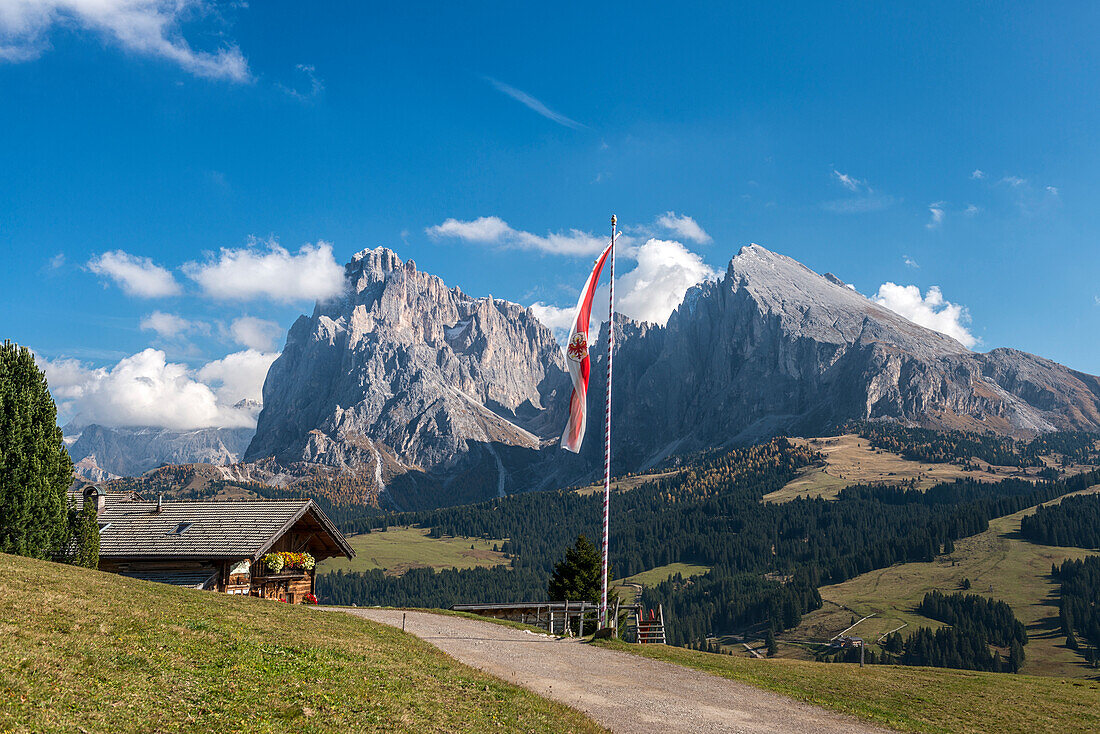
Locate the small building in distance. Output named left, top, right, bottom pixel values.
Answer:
left=78, top=486, right=354, bottom=603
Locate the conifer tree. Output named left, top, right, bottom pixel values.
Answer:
left=1008, top=641, right=1024, bottom=673
left=68, top=502, right=100, bottom=568
left=548, top=535, right=604, bottom=602
left=0, top=341, right=72, bottom=558
left=765, top=627, right=778, bottom=657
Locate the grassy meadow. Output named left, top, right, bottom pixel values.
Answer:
left=612, top=562, right=711, bottom=604
left=599, top=638, right=1100, bottom=734
left=782, top=485, right=1100, bottom=677
left=317, top=525, right=510, bottom=575
left=0, top=553, right=601, bottom=734
left=764, top=433, right=1063, bottom=503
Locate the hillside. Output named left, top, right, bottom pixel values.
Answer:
left=317, top=526, right=511, bottom=575
left=602, top=639, right=1100, bottom=734
left=171, top=244, right=1100, bottom=511
left=0, top=553, right=600, bottom=734
left=765, top=433, right=1099, bottom=502
left=781, top=485, right=1100, bottom=677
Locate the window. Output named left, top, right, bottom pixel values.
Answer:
left=172, top=522, right=193, bottom=535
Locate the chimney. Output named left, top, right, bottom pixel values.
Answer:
left=155, top=493, right=163, bottom=513
left=82, top=485, right=106, bottom=514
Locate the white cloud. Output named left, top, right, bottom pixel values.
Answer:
left=873, top=283, right=977, bottom=348
left=427, top=217, right=613, bottom=257
left=87, top=250, right=181, bottom=297
left=926, top=202, right=946, bottom=229
left=528, top=302, right=575, bottom=339
left=964, top=204, right=979, bottom=216
left=655, top=212, right=712, bottom=244
left=903, top=255, right=919, bottom=268
left=196, top=349, right=278, bottom=407
left=1046, top=185, right=1059, bottom=196
left=229, top=316, right=283, bottom=351
left=140, top=311, right=205, bottom=339
left=0, top=0, right=250, bottom=81
left=1001, top=176, right=1027, bottom=187
left=971, top=169, right=986, bottom=180
left=832, top=170, right=866, bottom=192
left=532, top=239, right=717, bottom=340
left=49, top=253, right=65, bottom=269
left=427, top=216, right=512, bottom=243
left=184, top=240, right=345, bottom=303
left=484, top=76, right=584, bottom=129
left=610, top=239, right=717, bottom=325
left=36, top=348, right=273, bottom=430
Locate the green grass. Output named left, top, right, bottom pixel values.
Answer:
left=610, top=562, right=711, bottom=604
left=317, top=525, right=510, bottom=575
left=0, top=553, right=603, bottom=734
left=573, top=470, right=681, bottom=495
left=597, top=639, right=1100, bottom=734
left=789, top=485, right=1100, bottom=677
left=763, top=434, right=1078, bottom=503
left=622, top=562, right=710, bottom=587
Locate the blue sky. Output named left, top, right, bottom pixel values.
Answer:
left=2, top=2, right=1098, bottom=429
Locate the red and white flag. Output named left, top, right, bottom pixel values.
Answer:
left=560, top=238, right=614, bottom=453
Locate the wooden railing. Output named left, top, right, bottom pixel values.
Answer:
left=451, top=600, right=667, bottom=643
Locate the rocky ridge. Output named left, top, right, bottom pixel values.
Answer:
left=113, top=244, right=1100, bottom=511
left=66, top=424, right=255, bottom=479
left=244, top=247, right=573, bottom=508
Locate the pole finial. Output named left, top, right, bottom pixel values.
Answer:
left=611, top=214, right=617, bottom=226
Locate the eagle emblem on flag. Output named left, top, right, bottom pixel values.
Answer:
left=559, top=236, right=614, bottom=454
left=566, top=333, right=588, bottom=362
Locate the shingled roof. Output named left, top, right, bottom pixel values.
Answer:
left=90, top=496, right=354, bottom=561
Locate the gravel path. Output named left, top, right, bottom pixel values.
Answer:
left=338, top=608, right=895, bottom=734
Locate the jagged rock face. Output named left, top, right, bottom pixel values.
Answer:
left=598, top=245, right=1100, bottom=467
left=244, top=243, right=1100, bottom=508
left=245, top=247, right=571, bottom=505
left=70, top=454, right=118, bottom=483
left=67, top=424, right=255, bottom=477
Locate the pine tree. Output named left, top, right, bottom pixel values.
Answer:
left=765, top=627, right=778, bottom=657
left=1066, top=630, right=1079, bottom=651
left=548, top=535, right=606, bottom=603
left=1008, top=641, right=1024, bottom=673
left=0, top=341, right=72, bottom=558
left=68, top=502, right=100, bottom=568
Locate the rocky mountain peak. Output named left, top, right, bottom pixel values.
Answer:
left=241, top=243, right=1100, bottom=509
left=246, top=248, right=571, bottom=505
left=721, top=243, right=970, bottom=359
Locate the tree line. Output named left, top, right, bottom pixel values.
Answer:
left=856, top=422, right=1100, bottom=468
left=1021, top=494, right=1100, bottom=549
left=1053, top=556, right=1100, bottom=667
left=320, top=428, right=1100, bottom=647
left=821, top=592, right=1026, bottom=673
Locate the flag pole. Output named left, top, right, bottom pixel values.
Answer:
left=600, top=214, right=616, bottom=630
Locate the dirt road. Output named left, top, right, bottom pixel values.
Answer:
left=339, top=608, right=894, bottom=734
